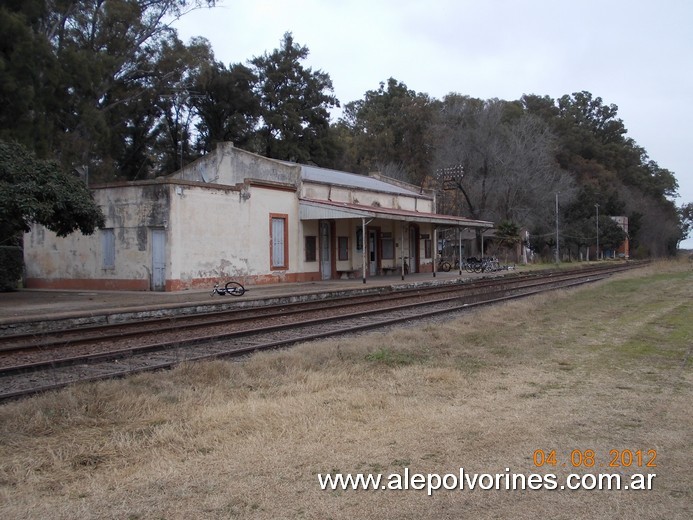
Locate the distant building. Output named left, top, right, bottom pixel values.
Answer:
left=610, top=216, right=629, bottom=258
left=24, top=143, right=493, bottom=291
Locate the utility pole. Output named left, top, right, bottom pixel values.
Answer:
left=555, top=193, right=560, bottom=264
left=595, top=203, right=600, bottom=261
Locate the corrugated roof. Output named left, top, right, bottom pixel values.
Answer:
left=299, top=164, right=421, bottom=197
left=299, top=198, right=494, bottom=229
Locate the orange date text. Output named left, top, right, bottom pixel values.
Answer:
left=532, top=449, right=657, bottom=468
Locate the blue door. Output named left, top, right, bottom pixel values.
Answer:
left=152, top=229, right=166, bottom=291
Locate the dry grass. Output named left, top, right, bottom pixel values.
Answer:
left=1, top=260, right=691, bottom=519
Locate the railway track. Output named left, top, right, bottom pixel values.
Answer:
left=0, top=262, right=639, bottom=401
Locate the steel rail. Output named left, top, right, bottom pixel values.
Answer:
left=0, top=268, right=628, bottom=402
left=0, top=262, right=635, bottom=353
left=0, top=267, right=628, bottom=366
left=0, top=271, right=608, bottom=375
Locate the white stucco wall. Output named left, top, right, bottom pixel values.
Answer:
left=173, top=142, right=300, bottom=187
left=300, top=181, right=433, bottom=213
left=24, top=182, right=171, bottom=289
left=167, top=183, right=250, bottom=284
left=24, top=224, right=100, bottom=281
left=174, top=181, right=305, bottom=285
left=23, top=145, right=455, bottom=291
left=24, top=179, right=307, bottom=290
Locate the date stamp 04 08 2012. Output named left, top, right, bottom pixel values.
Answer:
left=532, top=449, right=657, bottom=469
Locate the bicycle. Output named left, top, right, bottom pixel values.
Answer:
left=478, top=257, right=501, bottom=273
left=211, top=281, right=246, bottom=296
left=438, top=258, right=452, bottom=272
left=464, top=257, right=481, bottom=273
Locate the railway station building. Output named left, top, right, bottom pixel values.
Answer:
left=23, top=143, right=493, bottom=291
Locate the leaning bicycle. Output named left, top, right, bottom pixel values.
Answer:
left=438, top=258, right=452, bottom=272
left=211, top=281, right=246, bottom=296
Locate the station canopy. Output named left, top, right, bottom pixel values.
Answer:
left=299, top=198, right=493, bottom=230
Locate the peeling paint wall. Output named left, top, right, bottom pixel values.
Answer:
left=24, top=183, right=172, bottom=290
left=23, top=145, right=441, bottom=291
left=24, top=180, right=309, bottom=290
left=167, top=183, right=301, bottom=288
left=325, top=218, right=435, bottom=275
left=301, top=181, right=433, bottom=213
left=173, top=142, right=300, bottom=187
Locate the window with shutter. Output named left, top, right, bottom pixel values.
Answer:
left=270, top=214, right=288, bottom=270
left=102, top=229, right=115, bottom=269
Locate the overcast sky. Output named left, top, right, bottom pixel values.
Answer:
left=174, top=0, right=693, bottom=247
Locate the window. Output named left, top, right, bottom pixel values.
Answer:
left=424, top=239, right=432, bottom=259
left=270, top=214, right=288, bottom=269
left=305, top=236, right=317, bottom=262
left=338, top=237, right=349, bottom=260
left=101, top=229, right=115, bottom=269
left=381, top=232, right=394, bottom=259
left=356, top=228, right=363, bottom=251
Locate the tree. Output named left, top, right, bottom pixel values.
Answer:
left=433, top=96, right=574, bottom=228
left=523, top=91, right=681, bottom=257
left=563, top=217, right=593, bottom=260
left=493, top=220, right=521, bottom=262
left=679, top=202, right=693, bottom=248
left=148, top=36, right=217, bottom=176
left=498, top=114, right=576, bottom=228
left=0, top=0, right=61, bottom=156
left=249, top=32, right=339, bottom=165
left=0, top=1, right=216, bottom=179
left=433, top=96, right=506, bottom=222
left=337, top=78, right=436, bottom=183
left=598, top=216, right=627, bottom=253
left=192, top=60, right=260, bottom=154
left=0, top=140, right=104, bottom=244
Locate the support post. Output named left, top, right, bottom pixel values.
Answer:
left=555, top=193, right=560, bottom=264
left=361, top=218, right=367, bottom=283
left=595, top=203, right=600, bottom=261
left=458, top=227, right=463, bottom=275
left=400, top=222, right=405, bottom=280
left=433, top=227, right=437, bottom=278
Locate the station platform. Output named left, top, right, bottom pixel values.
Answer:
left=0, top=270, right=503, bottom=329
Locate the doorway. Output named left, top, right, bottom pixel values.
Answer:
left=368, top=230, right=378, bottom=276
left=151, top=229, right=166, bottom=291
left=319, top=221, right=332, bottom=280
left=408, top=225, right=419, bottom=273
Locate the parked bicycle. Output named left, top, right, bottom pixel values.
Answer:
left=438, top=258, right=452, bottom=272
left=211, top=281, right=246, bottom=297
left=462, top=257, right=502, bottom=273
left=438, top=258, right=464, bottom=272
left=463, top=257, right=480, bottom=273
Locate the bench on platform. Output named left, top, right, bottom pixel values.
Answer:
left=338, top=269, right=360, bottom=279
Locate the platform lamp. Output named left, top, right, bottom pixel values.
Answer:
left=435, top=165, right=465, bottom=266
left=435, top=164, right=465, bottom=191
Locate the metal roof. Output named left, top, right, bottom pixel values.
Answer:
left=299, top=198, right=493, bottom=229
left=299, top=164, right=422, bottom=197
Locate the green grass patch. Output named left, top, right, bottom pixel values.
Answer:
left=616, top=300, right=693, bottom=363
